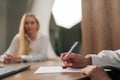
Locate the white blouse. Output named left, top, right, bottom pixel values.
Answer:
left=5, top=32, right=48, bottom=62
left=90, top=49, right=120, bottom=68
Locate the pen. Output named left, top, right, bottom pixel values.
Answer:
left=64, top=41, right=78, bottom=58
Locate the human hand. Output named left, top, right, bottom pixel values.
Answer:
left=81, top=65, right=111, bottom=80
left=60, top=52, right=91, bottom=69
left=1, top=53, right=21, bottom=64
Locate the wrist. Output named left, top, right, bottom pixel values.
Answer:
left=85, top=55, right=92, bottom=65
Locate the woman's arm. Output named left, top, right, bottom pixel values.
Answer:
left=0, top=34, right=21, bottom=64
left=5, top=34, right=20, bottom=54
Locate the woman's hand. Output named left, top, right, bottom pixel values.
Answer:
left=1, top=53, right=21, bottom=64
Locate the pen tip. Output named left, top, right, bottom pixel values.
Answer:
left=75, top=41, right=78, bottom=44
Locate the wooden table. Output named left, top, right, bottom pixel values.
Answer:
left=2, top=59, right=87, bottom=80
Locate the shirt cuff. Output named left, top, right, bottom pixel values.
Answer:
left=90, top=54, right=101, bottom=65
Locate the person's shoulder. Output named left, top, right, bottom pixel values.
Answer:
left=14, top=34, right=19, bottom=38
left=12, top=34, right=19, bottom=40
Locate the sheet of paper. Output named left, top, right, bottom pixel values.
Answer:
left=35, top=66, right=81, bottom=73
left=35, top=66, right=111, bottom=74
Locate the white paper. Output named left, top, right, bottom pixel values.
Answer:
left=35, top=66, right=111, bottom=74
left=35, top=66, right=81, bottom=73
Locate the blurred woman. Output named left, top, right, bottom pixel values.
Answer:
left=0, top=13, right=48, bottom=64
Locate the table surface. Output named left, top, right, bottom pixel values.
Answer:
left=2, top=59, right=86, bottom=80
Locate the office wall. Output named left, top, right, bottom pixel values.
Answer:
left=7, top=0, right=32, bottom=49
left=0, top=0, right=7, bottom=54
left=0, top=0, right=32, bottom=54
left=31, top=0, right=55, bottom=35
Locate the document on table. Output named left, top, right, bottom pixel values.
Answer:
left=35, top=66, right=111, bottom=74
left=35, top=66, right=81, bottom=73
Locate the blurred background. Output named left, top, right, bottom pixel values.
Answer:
left=0, top=0, right=82, bottom=58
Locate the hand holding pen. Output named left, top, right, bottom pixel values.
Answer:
left=60, top=41, right=91, bottom=69
left=61, top=41, right=79, bottom=69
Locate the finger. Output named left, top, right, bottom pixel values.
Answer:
left=63, top=53, right=75, bottom=60
left=60, top=53, right=67, bottom=59
left=5, top=54, right=15, bottom=63
left=63, top=61, right=72, bottom=67
left=80, top=66, right=92, bottom=75
left=62, top=65, right=68, bottom=69
left=4, top=58, right=11, bottom=64
left=1, top=54, right=11, bottom=64
left=62, top=62, right=72, bottom=69
left=6, top=54, right=14, bottom=61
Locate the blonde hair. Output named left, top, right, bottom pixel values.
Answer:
left=18, top=13, right=39, bottom=55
